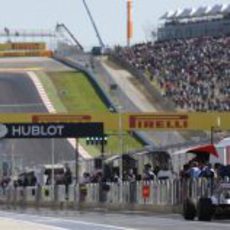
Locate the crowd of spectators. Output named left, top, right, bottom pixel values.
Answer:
left=1, top=161, right=229, bottom=190
left=79, top=159, right=230, bottom=185
left=80, top=163, right=176, bottom=184
left=0, top=165, right=73, bottom=189
left=180, top=161, right=230, bottom=180
left=115, top=36, right=230, bottom=111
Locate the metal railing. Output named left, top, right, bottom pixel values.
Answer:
left=0, top=178, right=225, bottom=210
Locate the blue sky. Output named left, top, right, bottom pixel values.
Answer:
left=0, top=0, right=229, bottom=48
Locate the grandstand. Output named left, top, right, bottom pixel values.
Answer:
left=158, top=4, right=230, bottom=41
left=114, top=4, right=230, bottom=112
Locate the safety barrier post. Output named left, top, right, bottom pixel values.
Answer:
left=68, top=185, right=75, bottom=202
left=129, top=181, right=137, bottom=204
left=25, top=187, right=37, bottom=204
left=57, top=185, right=66, bottom=203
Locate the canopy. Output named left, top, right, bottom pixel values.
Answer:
left=217, top=137, right=230, bottom=147
left=186, top=144, right=219, bottom=158
left=160, top=3, right=230, bottom=20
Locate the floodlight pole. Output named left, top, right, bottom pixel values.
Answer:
left=101, top=135, right=105, bottom=159
left=11, top=140, right=15, bottom=178
left=75, top=138, right=81, bottom=208
left=118, top=108, right=124, bottom=203
left=210, top=126, right=214, bottom=145
left=51, top=138, right=55, bottom=186
left=211, top=117, right=221, bottom=145
left=51, top=138, right=55, bottom=200
left=75, top=138, right=79, bottom=184
left=101, top=134, right=105, bottom=175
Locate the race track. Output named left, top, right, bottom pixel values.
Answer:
left=0, top=58, right=75, bottom=169
left=0, top=209, right=229, bottom=230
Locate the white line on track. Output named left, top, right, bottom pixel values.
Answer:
left=0, top=216, right=68, bottom=230
left=28, top=71, right=56, bottom=113
left=0, top=211, right=139, bottom=230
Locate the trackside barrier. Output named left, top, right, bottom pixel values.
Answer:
left=106, top=183, right=120, bottom=204
left=41, top=186, right=53, bottom=202
left=0, top=178, right=228, bottom=210
left=57, top=185, right=66, bottom=202
left=0, top=187, right=7, bottom=202
left=6, top=186, right=16, bottom=204
left=25, top=187, right=37, bottom=202
left=15, top=187, right=25, bottom=203
left=85, top=183, right=99, bottom=203
left=67, top=185, right=75, bottom=202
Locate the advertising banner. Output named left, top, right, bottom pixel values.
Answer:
left=0, top=113, right=229, bottom=131
left=0, top=50, right=53, bottom=57
left=0, top=122, right=103, bottom=139
left=10, top=42, right=46, bottom=50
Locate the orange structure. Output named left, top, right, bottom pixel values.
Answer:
left=127, top=0, right=133, bottom=46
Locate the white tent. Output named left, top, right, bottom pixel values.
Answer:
left=177, top=8, right=193, bottom=18
left=222, top=4, right=230, bottom=14
left=207, top=4, right=223, bottom=16
left=216, top=137, right=230, bottom=148
left=210, top=137, right=230, bottom=165
left=191, top=6, right=208, bottom=17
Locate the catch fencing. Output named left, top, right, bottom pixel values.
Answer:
left=0, top=178, right=222, bottom=211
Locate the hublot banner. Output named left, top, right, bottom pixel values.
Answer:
left=0, top=123, right=103, bottom=139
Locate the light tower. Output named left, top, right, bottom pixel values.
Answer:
left=127, top=0, right=133, bottom=47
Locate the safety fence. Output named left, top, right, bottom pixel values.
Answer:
left=0, top=178, right=220, bottom=210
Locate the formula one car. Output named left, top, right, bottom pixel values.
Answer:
left=183, top=182, right=230, bottom=221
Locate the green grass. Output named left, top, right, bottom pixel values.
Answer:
left=36, top=72, right=67, bottom=112
left=48, top=71, right=108, bottom=113
left=41, top=71, right=143, bottom=156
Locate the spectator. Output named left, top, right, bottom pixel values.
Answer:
left=199, top=163, right=215, bottom=178
left=180, top=164, right=190, bottom=179
left=189, top=161, right=201, bottom=178
left=81, top=172, right=91, bottom=184
left=125, top=168, right=136, bottom=182
left=143, top=163, right=156, bottom=180
left=64, top=165, right=72, bottom=185
left=115, top=36, right=230, bottom=112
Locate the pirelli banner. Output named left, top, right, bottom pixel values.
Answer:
left=0, top=113, right=229, bottom=131
left=127, top=113, right=230, bottom=131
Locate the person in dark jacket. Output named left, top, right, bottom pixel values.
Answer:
left=64, top=165, right=72, bottom=198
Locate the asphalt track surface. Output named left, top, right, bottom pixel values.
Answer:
left=0, top=209, right=229, bottom=230
left=0, top=57, right=73, bottom=72
left=0, top=62, right=75, bottom=168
